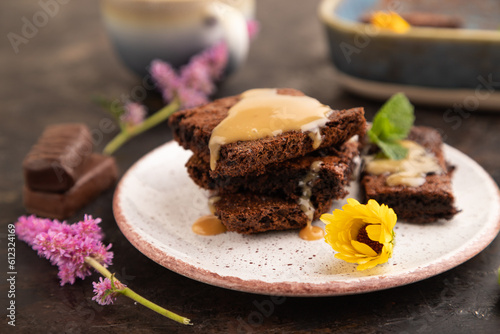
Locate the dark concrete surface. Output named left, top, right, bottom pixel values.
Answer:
left=1, top=1, right=500, bottom=333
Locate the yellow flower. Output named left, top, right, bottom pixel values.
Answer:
left=370, top=11, right=410, bottom=34
left=320, top=198, right=397, bottom=271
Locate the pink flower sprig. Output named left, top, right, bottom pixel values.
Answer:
left=120, top=102, right=147, bottom=128
left=15, top=215, right=192, bottom=325
left=101, top=41, right=229, bottom=156
left=150, top=41, right=228, bottom=109
left=16, top=215, right=112, bottom=285
left=92, top=275, right=126, bottom=305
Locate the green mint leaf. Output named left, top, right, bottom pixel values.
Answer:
left=376, top=140, right=409, bottom=160
left=368, top=93, right=415, bottom=160
left=371, top=92, right=414, bottom=141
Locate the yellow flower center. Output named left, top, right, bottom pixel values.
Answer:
left=357, top=225, right=383, bottom=254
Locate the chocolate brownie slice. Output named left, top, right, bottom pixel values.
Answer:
left=213, top=192, right=334, bottom=234
left=186, top=140, right=359, bottom=201
left=361, top=126, right=458, bottom=223
left=169, top=88, right=366, bottom=178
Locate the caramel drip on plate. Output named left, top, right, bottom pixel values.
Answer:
left=298, top=160, right=325, bottom=241
left=299, top=224, right=325, bottom=241
left=365, top=140, right=443, bottom=187
left=192, top=215, right=227, bottom=236
left=208, top=88, right=332, bottom=170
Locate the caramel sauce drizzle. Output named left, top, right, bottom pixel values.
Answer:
left=208, top=88, right=332, bottom=170
left=192, top=196, right=226, bottom=236
left=299, top=224, right=325, bottom=241
left=192, top=215, right=227, bottom=236
left=365, top=140, right=443, bottom=187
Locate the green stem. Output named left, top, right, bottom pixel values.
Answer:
left=85, top=257, right=112, bottom=279
left=121, top=287, right=192, bottom=325
left=103, top=98, right=181, bottom=155
left=103, top=131, right=130, bottom=156
left=84, top=257, right=192, bottom=325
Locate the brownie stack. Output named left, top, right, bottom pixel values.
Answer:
left=169, top=89, right=367, bottom=234
left=23, top=123, right=118, bottom=220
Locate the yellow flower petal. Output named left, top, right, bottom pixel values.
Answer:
left=365, top=224, right=381, bottom=242
left=357, top=259, right=379, bottom=271
left=321, top=198, right=398, bottom=271
left=335, top=253, right=359, bottom=264
left=351, top=240, right=378, bottom=257
left=370, top=11, right=411, bottom=34
left=346, top=198, right=361, bottom=206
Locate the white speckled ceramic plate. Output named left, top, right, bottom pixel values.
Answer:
left=113, top=141, right=500, bottom=296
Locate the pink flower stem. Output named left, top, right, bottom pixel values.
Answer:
left=120, top=286, right=192, bottom=325
left=84, top=257, right=192, bottom=325
left=85, top=256, right=113, bottom=279
left=103, top=98, right=181, bottom=155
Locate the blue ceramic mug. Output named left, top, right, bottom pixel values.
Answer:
left=100, top=0, right=253, bottom=76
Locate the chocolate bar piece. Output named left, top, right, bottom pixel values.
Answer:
left=23, top=123, right=93, bottom=192
left=23, top=154, right=118, bottom=220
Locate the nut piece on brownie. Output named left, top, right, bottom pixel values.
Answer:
left=361, top=126, right=459, bottom=223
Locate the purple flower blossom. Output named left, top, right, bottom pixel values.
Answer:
left=179, top=60, right=215, bottom=96
left=15, top=215, right=113, bottom=286
left=16, top=215, right=104, bottom=245
left=191, top=42, right=228, bottom=81
left=150, top=41, right=228, bottom=109
left=176, top=86, right=210, bottom=109
left=150, top=60, right=180, bottom=102
left=16, top=215, right=61, bottom=243
left=92, top=277, right=126, bottom=305
left=121, top=102, right=147, bottom=127
left=15, top=215, right=192, bottom=324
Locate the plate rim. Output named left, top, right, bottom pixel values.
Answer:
left=331, top=66, right=500, bottom=112
left=113, top=141, right=500, bottom=296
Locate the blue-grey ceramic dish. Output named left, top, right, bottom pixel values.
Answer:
left=319, top=0, right=500, bottom=110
